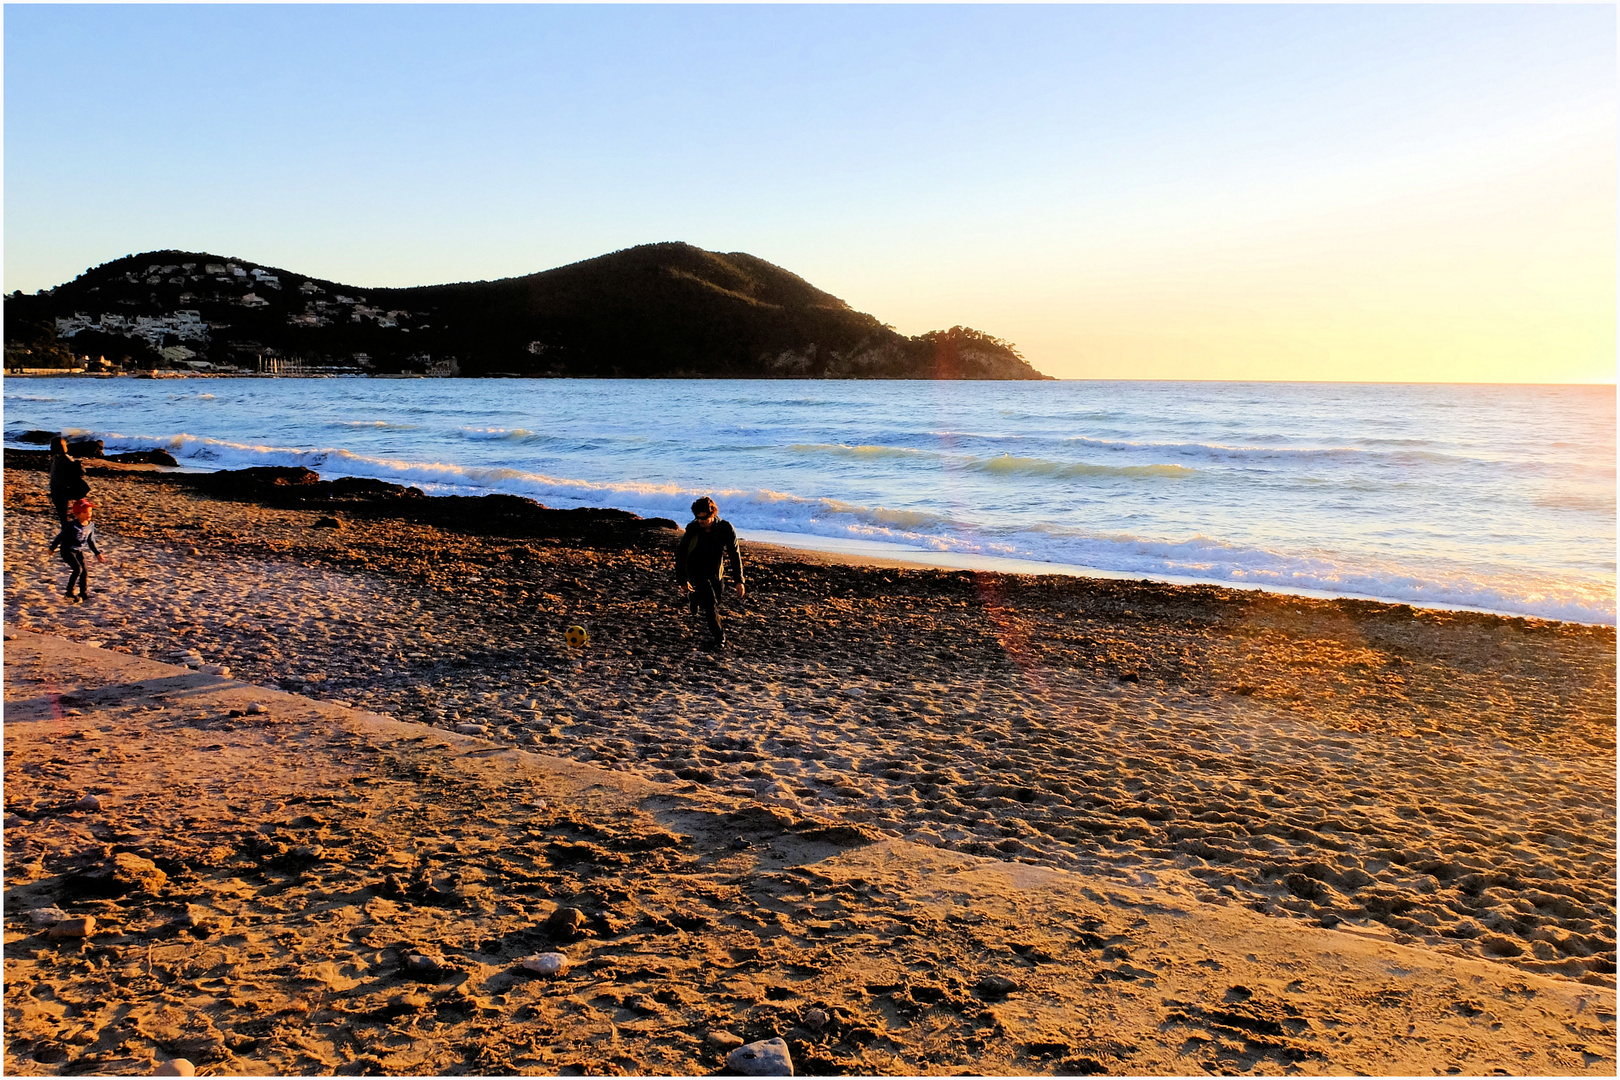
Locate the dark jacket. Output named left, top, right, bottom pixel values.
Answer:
left=50, top=520, right=101, bottom=558
left=675, top=518, right=744, bottom=586
left=48, top=454, right=88, bottom=502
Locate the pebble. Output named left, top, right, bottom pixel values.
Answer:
left=726, top=1036, right=794, bottom=1077
left=402, top=953, right=444, bottom=976
left=546, top=906, right=589, bottom=939
left=706, top=1030, right=745, bottom=1050
left=977, top=974, right=1019, bottom=997
left=455, top=723, right=487, bottom=736
left=803, top=1006, right=829, bottom=1031
left=154, top=1059, right=195, bottom=1076
left=73, top=794, right=102, bottom=812
left=46, top=916, right=96, bottom=940
left=245, top=702, right=268, bottom=715
left=29, top=907, right=68, bottom=927
left=519, top=952, right=571, bottom=977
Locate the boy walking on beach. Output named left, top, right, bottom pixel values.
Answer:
left=675, top=496, right=745, bottom=648
left=49, top=498, right=104, bottom=602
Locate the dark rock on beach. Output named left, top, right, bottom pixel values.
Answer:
left=107, top=449, right=179, bottom=467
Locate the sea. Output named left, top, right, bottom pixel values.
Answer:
left=5, top=378, right=1614, bottom=626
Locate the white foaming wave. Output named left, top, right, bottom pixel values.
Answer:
left=461, top=426, right=540, bottom=442
left=61, top=431, right=1612, bottom=625
left=333, top=420, right=417, bottom=430
left=6, top=395, right=61, bottom=402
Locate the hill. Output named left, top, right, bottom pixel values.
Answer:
left=3, top=243, right=1052, bottom=379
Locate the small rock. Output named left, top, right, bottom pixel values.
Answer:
left=74, top=794, right=102, bottom=812
left=726, top=1036, right=794, bottom=1076
left=803, top=1006, right=829, bottom=1031
left=977, top=974, right=1019, bottom=997
left=313, top=516, right=344, bottom=529
left=199, top=664, right=230, bottom=677
left=626, top=994, right=661, bottom=1015
left=68, top=852, right=167, bottom=898
left=454, top=723, right=487, bottom=736
left=706, top=1029, right=745, bottom=1050
left=546, top=906, right=589, bottom=939
left=29, top=907, right=68, bottom=926
left=245, top=702, right=268, bottom=715
left=4, top=814, right=25, bottom=829
left=154, top=1059, right=195, bottom=1076
left=519, top=952, right=571, bottom=977
left=402, top=953, right=445, bottom=977
left=46, top=916, right=95, bottom=940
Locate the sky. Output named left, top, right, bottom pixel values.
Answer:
left=4, top=4, right=1614, bottom=383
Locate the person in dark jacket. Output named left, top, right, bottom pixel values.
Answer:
left=47, top=436, right=90, bottom=529
left=674, top=496, right=745, bottom=647
left=49, top=498, right=104, bottom=602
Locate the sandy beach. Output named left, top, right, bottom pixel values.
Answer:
left=4, top=455, right=1616, bottom=1075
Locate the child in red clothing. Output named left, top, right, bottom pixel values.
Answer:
left=48, top=498, right=104, bottom=602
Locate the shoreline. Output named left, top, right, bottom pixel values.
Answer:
left=5, top=455, right=1614, bottom=988
left=6, top=447, right=1607, bottom=628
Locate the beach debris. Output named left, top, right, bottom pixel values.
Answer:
left=706, top=1029, right=745, bottom=1050
left=245, top=702, right=268, bottom=715
left=545, top=906, right=590, bottom=940
left=454, top=722, right=487, bottom=736
left=66, top=852, right=167, bottom=898
left=519, top=951, right=571, bottom=977
left=29, top=907, right=68, bottom=927
left=976, top=974, right=1019, bottom=998
left=726, top=1036, right=794, bottom=1076
left=564, top=624, right=589, bottom=647
left=155, top=905, right=227, bottom=939
left=154, top=1059, right=195, bottom=1076
left=73, top=793, right=102, bottom=812
left=46, top=916, right=96, bottom=940
left=402, top=952, right=447, bottom=979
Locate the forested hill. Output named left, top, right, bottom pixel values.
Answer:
left=5, top=242, right=1053, bottom=379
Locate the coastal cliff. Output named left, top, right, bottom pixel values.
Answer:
left=4, top=243, right=1052, bottom=380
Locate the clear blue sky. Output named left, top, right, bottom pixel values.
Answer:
left=5, top=4, right=1614, bottom=381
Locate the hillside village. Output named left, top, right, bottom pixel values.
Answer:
left=25, top=257, right=444, bottom=375
left=5, top=244, right=1051, bottom=380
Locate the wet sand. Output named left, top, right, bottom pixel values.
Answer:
left=4, top=459, right=1616, bottom=1075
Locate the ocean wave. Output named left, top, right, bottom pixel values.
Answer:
left=972, top=454, right=1193, bottom=480
left=5, top=395, right=61, bottom=403
left=333, top=420, right=417, bottom=430
left=789, top=443, right=936, bottom=461
left=789, top=443, right=1194, bottom=481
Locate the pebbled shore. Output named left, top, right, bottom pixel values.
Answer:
left=6, top=630, right=1616, bottom=1077
left=5, top=460, right=1615, bottom=1002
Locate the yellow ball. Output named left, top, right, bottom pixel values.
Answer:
left=564, top=624, right=589, bottom=648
